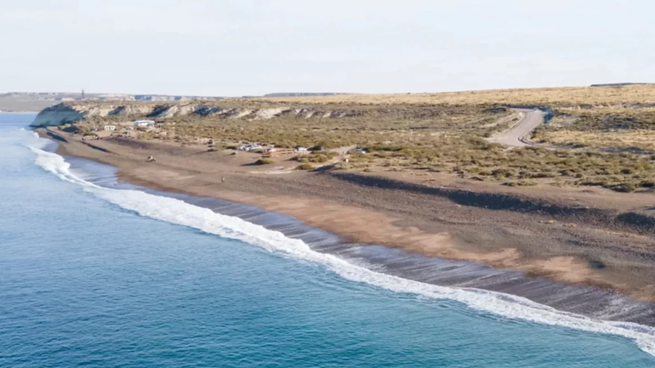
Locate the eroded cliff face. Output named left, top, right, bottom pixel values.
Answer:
left=29, top=101, right=363, bottom=127
left=30, top=103, right=156, bottom=127
left=30, top=104, right=86, bottom=127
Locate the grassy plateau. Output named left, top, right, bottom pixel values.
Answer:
left=66, top=84, right=655, bottom=192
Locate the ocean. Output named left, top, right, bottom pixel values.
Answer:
left=1, top=112, right=655, bottom=367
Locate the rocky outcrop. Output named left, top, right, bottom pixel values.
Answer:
left=109, top=105, right=153, bottom=116
left=147, top=103, right=200, bottom=118
left=30, top=104, right=86, bottom=127
left=253, top=107, right=290, bottom=120
left=194, top=105, right=223, bottom=116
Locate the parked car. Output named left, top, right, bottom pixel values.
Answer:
left=355, top=148, right=367, bottom=154
left=237, top=144, right=262, bottom=151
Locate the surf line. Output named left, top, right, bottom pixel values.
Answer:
left=29, top=144, right=655, bottom=358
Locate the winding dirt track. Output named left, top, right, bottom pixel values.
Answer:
left=488, top=109, right=546, bottom=147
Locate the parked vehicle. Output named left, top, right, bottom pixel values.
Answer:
left=236, top=144, right=262, bottom=151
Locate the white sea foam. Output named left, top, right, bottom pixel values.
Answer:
left=30, top=146, right=655, bottom=357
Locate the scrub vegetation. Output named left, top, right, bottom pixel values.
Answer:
left=71, top=84, right=655, bottom=192
left=534, top=107, right=655, bottom=152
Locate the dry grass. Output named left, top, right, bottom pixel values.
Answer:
left=145, top=103, right=655, bottom=192
left=257, top=85, right=655, bottom=107
left=63, top=84, right=655, bottom=109
left=166, top=104, right=509, bottom=149
left=539, top=130, right=655, bottom=152
left=535, top=107, right=655, bottom=152
left=344, top=139, right=655, bottom=192
left=547, top=107, right=655, bottom=130
left=67, top=85, right=655, bottom=192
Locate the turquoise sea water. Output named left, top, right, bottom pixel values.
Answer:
left=1, top=113, right=655, bottom=367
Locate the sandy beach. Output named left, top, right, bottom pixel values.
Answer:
left=42, top=129, right=655, bottom=310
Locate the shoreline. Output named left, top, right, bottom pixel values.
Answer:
left=60, top=149, right=655, bottom=327
left=40, top=128, right=655, bottom=325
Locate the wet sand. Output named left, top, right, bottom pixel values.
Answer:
left=41, top=129, right=655, bottom=324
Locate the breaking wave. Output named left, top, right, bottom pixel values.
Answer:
left=30, top=145, right=655, bottom=357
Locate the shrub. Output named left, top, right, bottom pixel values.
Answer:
left=333, top=162, right=349, bottom=170
left=503, top=180, right=536, bottom=187
left=492, top=168, right=515, bottom=179
left=530, top=172, right=557, bottom=179
left=367, top=145, right=405, bottom=152
left=255, top=158, right=275, bottom=165
left=516, top=180, right=538, bottom=186
left=611, top=182, right=638, bottom=192
left=350, top=153, right=371, bottom=160
left=296, top=163, right=316, bottom=170
left=307, top=154, right=329, bottom=163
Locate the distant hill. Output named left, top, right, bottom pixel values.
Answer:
left=590, top=83, right=651, bottom=88
left=0, top=92, right=223, bottom=112
left=263, top=92, right=349, bottom=97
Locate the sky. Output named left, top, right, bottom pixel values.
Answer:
left=1, top=0, right=654, bottom=96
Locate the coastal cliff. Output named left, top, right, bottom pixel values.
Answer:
left=30, top=102, right=173, bottom=127
left=30, top=104, right=86, bottom=127
left=29, top=101, right=364, bottom=127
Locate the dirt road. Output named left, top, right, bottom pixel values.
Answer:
left=488, top=109, right=546, bottom=147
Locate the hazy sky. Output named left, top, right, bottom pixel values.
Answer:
left=1, top=0, right=653, bottom=96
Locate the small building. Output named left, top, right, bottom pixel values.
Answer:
left=104, top=125, right=116, bottom=131
left=133, top=120, right=155, bottom=128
